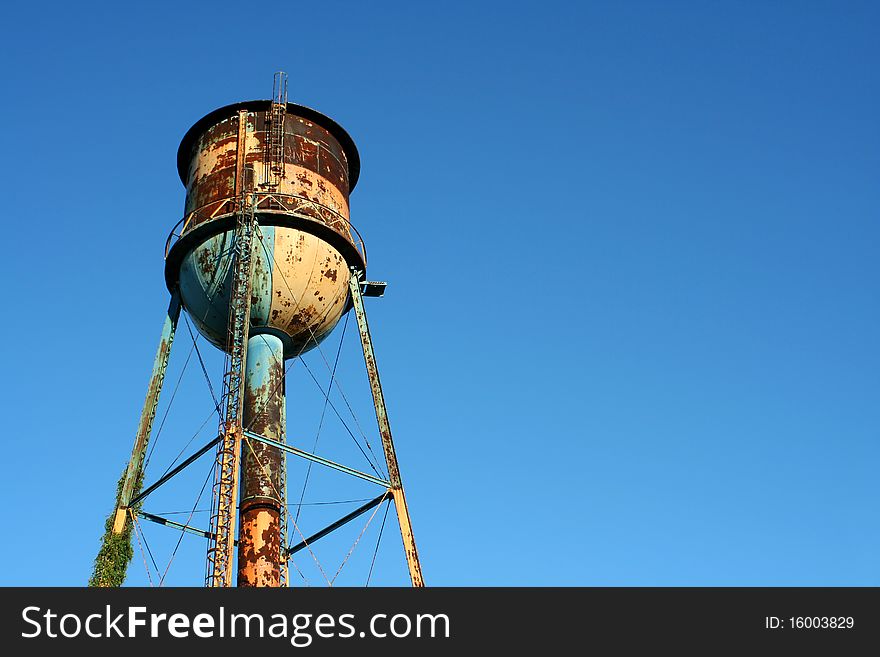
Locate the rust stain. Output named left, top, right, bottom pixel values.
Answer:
left=237, top=336, right=285, bottom=587
left=237, top=508, right=281, bottom=587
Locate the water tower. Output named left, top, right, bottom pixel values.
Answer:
left=91, top=74, right=423, bottom=588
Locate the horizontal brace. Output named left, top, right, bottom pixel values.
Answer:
left=285, top=491, right=389, bottom=559
left=137, top=511, right=238, bottom=548
left=243, top=431, right=390, bottom=488
left=129, top=435, right=222, bottom=507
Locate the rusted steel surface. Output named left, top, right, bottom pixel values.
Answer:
left=171, top=101, right=359, bottom=359
left=177, top=223, right=350, bottom=358
left=177, top=101, right=359, bottom=191
left=180, top=104, right=355, bottom=235
left=347, top=273, right=425, bottom=587
left=113, top=290, right=181, bottom=534
left=237, top=334, right=285, bottom=587
left=167, top=192, right=365, bottom=272
left=234, top=110, right=248, bottom=197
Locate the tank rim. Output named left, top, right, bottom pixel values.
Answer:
left=176, top=100, right=361, bottom=191
left=164, top=213, right=366, bottom=293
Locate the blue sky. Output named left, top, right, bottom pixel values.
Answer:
left=1, top=1, right=877, bottom=586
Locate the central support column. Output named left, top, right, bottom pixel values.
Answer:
left=237, top=333, right=285, bottom=587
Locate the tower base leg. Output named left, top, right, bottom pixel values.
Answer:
left=348, top=272, right=425, bottom=587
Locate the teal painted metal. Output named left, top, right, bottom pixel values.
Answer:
left=138, top=511, right=238, bottom=547
left=240, top=335, right=286, bottom=510
left=113, top=289, right=182, bottom=532
left=238, top=332, right=286, bottom=587
left=250, top=226, right=275, bottom=327
left=348, top=269, right=425, bottom=586
left=176, top=215, right=351, bottom=359
left=244, top=430, right=390, bottom=488
left=347, top=272, right=402, bottom=487
left=178, top=225, right=276, bottom=351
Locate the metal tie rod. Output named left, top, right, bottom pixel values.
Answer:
left=243, top=430, right=390, bottom=488
left=138, top=511, right=238, bottom=548
left=285, top=491, right=389, bottom=558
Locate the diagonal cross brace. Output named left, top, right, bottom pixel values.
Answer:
left=128, top=436, right=222, bottom=508
left=243, top=430, right=390, bottom=488
left=285, top=492, right=389, bottom=558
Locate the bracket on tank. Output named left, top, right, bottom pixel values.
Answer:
left=361, top=281, right=387, bottom=297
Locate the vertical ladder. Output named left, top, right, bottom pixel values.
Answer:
left=205, top=193, right=257, bottom=587
left=263, top=71, right=288, bottom=189
left=279, top=430, right=290, bottom=587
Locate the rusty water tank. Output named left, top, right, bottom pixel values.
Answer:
left=164, top=101, right=364, bottom=357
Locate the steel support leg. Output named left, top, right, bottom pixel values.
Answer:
left=112, top=290, right=182, bottom=534
left=237, top=333, right=286, bottom=587
left=206, top=192, right=256, bottom=587
left=348, top=271, right=425, bottom=587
